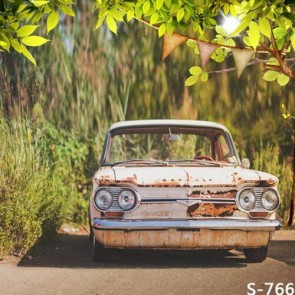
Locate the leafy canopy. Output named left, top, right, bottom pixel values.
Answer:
left=1, top=0, right=294, bottom=86
left=0, top=0, right=75, bottom=65
left=95, top=0, right=295, bottom=86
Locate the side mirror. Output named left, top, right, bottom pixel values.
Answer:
left=241, top=158, right=250, bottom=169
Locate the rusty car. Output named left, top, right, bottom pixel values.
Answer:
left=89, top=120, right=281, bottom=262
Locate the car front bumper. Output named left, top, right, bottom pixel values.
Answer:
left=92, top=218, right=281, bottom=232
left=92, top=218, right=281, bottom=250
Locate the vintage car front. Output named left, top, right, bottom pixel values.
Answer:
left=89, top=120, right=281, bottom=262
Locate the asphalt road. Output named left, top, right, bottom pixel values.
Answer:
left=0, top=230, right=294, bottom=295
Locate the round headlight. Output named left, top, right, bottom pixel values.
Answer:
left=94, top=190, right=112, bottom=210
left=261, top=190, right=279, bottom=211
left=238, top=189, right=256, bottom=211
left=118, top=190, right=136, bottom=210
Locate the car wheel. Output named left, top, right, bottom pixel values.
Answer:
left=92, top=235, right=113, bottom=262
left=244, top=245, right=268, bottom=263
left=89, top=226, right=94, bottom=242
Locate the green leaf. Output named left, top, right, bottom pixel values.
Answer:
left=177, top=8, right=184, bottom=22
left=127, top=10, right=134, bottom=22
left=194, top=46, right=199, bottom=54
left=11, top=39, right=23, bottom=53
left=0, top=33, right=10, bottom=51
left=258, top=17, right=271, bottom=38
left=165, top=0, right=171, bottom=6
left=20, top=44, right=36, bottom=65
left=170, top=3, right=181, bottom=14
left=189, top=66, right=203, bottom=76
left=213, top=54, right=225, bottom=62
left=109, top=9, right=124, bottom=22
left=21, top=36, right=49, bottom=47
left=0, top=40, right=10, bottom=51
left=273, top=27, right=287, bottom=40
left=150, top=12, right=159, bottom=25
left=9, top=21, right=20, bottom=31
left=277, top=73, right=290, bottom=86
left=143, top=1, right=151, bottom=14
left=44, top=5, right=52, bottom=14
left=30, top=0, right=49, bottom=7
left=95, top=15, right=105, bottom=30
left=31, top=12, right=43, bottom=24
left=166, top=22, right=174, bottom=35
left=185, top=75, right=198, bottom=86
left=156, top=0, right=164, bottom=10
left=106, top=15, right=117, bottom=34
left=17, top=4, right=28, bottom=13
left=135, top=6, right=143, bottom=18
left=200, top=72, right=209, bottom=82
left=216, top=25, right=225, bottom=35
left=229, top=5, right=237, bottom=17
left=47, top=11, right=59, bottom=33
left=17, top=25, right=39, bottom=37
left=223, top=3, right=229, bottom=15
left=291, top=33, right=295, bottom=51
left=158, top=23, right=166, bottom=37
left=186, top=40, right=196, bottom=48
left=59, top=0, right=74, bottom=4
left=248, top=21, right=260, bottom=48
left=263, top=70, right=278, bottom=81
left=61, top=6, right=75, bottom=16
left=230, top=20, right=248, bottom=36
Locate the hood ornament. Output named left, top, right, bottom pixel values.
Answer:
left=177, top=200, right=201, bottom=207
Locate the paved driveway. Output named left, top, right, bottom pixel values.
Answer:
left=0, top=230, right=294, bottom=295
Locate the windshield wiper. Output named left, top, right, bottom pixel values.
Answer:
left=110, top=159, right=173, bottom=167
left=168, top=159, right=222, bottom=167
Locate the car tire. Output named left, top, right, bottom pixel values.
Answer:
left=88, top=208, right=93, bottom=242
left=89, top=226, right=94, bottom=242
left=244, top=245, right=268, bottom=263
left=92, top=235, right=113, bottom=262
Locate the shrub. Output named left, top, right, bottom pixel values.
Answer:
left=0, top=117, right=92, bottom=258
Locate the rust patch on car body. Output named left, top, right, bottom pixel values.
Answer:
left=95, top=229, right=271, bottom=249
left=257, top=179, right=277, bottom=187
left=188, top=203, right=238, bottom=217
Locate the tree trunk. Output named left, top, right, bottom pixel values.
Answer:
left=287, top=147, right=295, bottom=227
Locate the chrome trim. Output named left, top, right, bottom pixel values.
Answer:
left=236, top=187, right=280, bottom=213
left=141, top=198, right=236, bottom=204
left=92, top=218, right=281, bottom=231
left=93, top=187, right=141, bottom=212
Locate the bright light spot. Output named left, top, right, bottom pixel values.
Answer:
left=221, top=15, right=241, bottom=35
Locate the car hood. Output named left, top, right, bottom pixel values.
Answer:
left=94, top=165, right=278, bottom=188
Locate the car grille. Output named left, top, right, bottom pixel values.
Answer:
left=253, top=187, right=264, bottom=210
left=108, top=187, right=122, bottom=211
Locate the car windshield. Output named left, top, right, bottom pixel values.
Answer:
left=104, top=126, right=239, bottom=166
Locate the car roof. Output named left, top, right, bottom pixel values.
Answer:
left=109, top=119, right=229, bottom=132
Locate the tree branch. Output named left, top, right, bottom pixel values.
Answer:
left=281, top=40, right=291, bottom=61
left=264, top=64, right=283, bottom=73
left=270, top=26, right=295, bottom=79
left=137, top=17, right=295, bottom=80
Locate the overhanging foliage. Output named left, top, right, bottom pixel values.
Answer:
left=1, top=1, right=295, bottom=86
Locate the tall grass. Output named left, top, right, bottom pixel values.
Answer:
left=252, top=144, right=293, bottom=223
left=0, top=116, right=92, bottom=258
